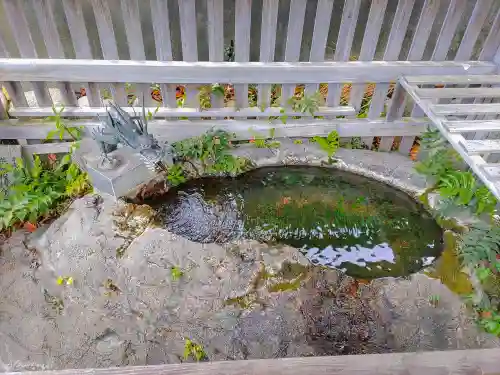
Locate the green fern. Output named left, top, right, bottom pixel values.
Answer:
left=458, top=222, right=500, bottom=266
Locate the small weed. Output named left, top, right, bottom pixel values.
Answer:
left=293, top=139, right=303, bottom=145
left=43, top=289, right=64, bottom=314
left=311, top=130, right=340, bottom=158
left=103, top=278, right=121, bottom=296
left=279, top=108, right=288, bottom=124
left=146, top=102, right=161, bottom=121
left=479, top=310, right=500, bottom=336
left=248, top=128, right=281, bottom=149
left=166, top=164, right=187, bottom=187
left=116, top=244, right=127, bottom=259
left=56, top=276, right=74, bottom=286
left=172, top=129, right=251, bottom=176
left=183, top=338, right=207, bottom=362
left=170, top=266, right=184, bottom=281
left=288, top=91, right=322, bottom=116
left=45, top=104, right=83, bottom=141
left=428, top=294, right=440, bottom=307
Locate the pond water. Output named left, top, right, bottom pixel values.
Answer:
left=155, top=167, right=443, bottom=278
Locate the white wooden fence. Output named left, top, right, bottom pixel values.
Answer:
left=1, top=0, right=500, bottom=160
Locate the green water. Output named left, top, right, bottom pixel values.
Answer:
left=156, top=167, right=443, bottom=279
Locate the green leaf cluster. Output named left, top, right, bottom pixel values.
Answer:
left=287, top=91, right=321, bottom=116
left=438, top=171, right=497, bottom=215
left=183, top=338, right=206, bottom=362
left=417, top=128, right=500, bottom=336
left=248, top=127, right=280, bottom=149
left=416, top=128, right=497, bottom=217
left=459, top=223, right=500, bottom=267
left=166, top=164, right=187, bottom=187
left=0, top=153, right=89, bottom=231
left=172, top=129, right=251, bottom=177
left=311, top=130, right=340, bottom=157
left=45, top=105, right=84, bottom=141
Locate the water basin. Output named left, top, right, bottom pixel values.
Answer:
left=155, top=166, right=443, bottom=278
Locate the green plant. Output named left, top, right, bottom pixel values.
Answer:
left=416, top=127, right=500, bottom=336
left=478, top=310, right=500, bottom=335
left=428, top=294, right=440, bottom=307
left=172, top=129, right=251, bottom=176
left=166, top=164, right=186, bottom=187
left=248, top=128, right=280, bottom=149
left=147, top=102, right=161, bottom=121
left=459, top=223, right=500, bottom=266
left=417, top=128, right=497, bottom=217
left=103, top=278, right=121, bottom=296
left=288, top=91, right=322, bottom=116
left=0, top=154, right=89, bottom=232
left=57, top=276, right=74, bottom=286
left=293, top=139, right=303, bottom=145
left=44, top=289, right=64, bottom=314
left=183, top=338, right=206, bottom=361
left=311, top=130, right=340, bottom=158
left=279, top=108, right=288, bottom=124
left=198, top=84, right=225, bottom=110
left=45, top=105, right=83, bottom=141
left=170, top=266, right=184, bottom=281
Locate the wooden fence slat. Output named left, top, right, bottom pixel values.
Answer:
left=62, top=0, right=100, bottom=107
left=431, top=0, right=467, bottom=60
left=207, top=0, right=224, bottom=109
left=90, top=0, right=126, bottom=106
left=402, top=0, right=442, bottom=151
left=121, top=0, right=152, bottom=107
left=5, top=349, right=500, bottom=375
left=151, top=0, right=173, bottom=61
left=121, top=0, right=146, bottom=61
left=0, top=31, right=27, bottom=107
left=9, top=105, right=355, bottom=119
left=2, top=118, right=428, bottom=141
left=283, top=0, right=307, bottom=104
left=258, top=0, right=279, bottom=109
left=33, top=0, right=77, bottom=106
left=455, top=1, right=495, bottom=123
left=306, top=0, right=334, bottom=95
left=349, top=0, right=389, bottom=113
left=327, top=0, right=361, bottom=107
left=2, top=0, right=52, bottom=107
left=407, top=0, right=441, bottom=61
left=369, top=0, right=414, bottom=126
left=62, top=0, right=92, bottom=59
left=91, top=0, right=119, bottom=58
left=479, top=7, right=500, bottom=60
left=0, top=60, right=495, bottom=84
left=178, top=0, right=199, bottom=109
left=150, top=0, right=176, bottom=108
left=455, top=0, right=494, bottom=60
left=234, top=0, right=252, bottom=109
left=178, top=0, right=198, bottom=61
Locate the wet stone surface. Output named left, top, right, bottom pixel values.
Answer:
left=154, top=166, right=443, bottom=279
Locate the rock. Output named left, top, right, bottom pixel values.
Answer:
left=112, top=200, right=155, bottom=238
left=1, top=153, right=499, bottom=370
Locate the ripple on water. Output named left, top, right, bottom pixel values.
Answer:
left=154, top=166, right=443, bottom=279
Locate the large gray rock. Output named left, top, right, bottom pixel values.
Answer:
left=0, top=188, right=498, bottom=371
